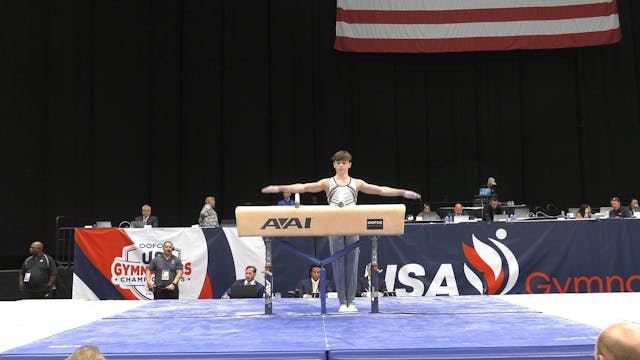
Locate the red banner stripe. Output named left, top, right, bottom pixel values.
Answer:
left=75, top=229, right=140, bottom=299
left=335, top=29, right=621, bottom=53
left=337, top=3, right=617, bottom=25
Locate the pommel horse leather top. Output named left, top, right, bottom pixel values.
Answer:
left=235, top=204, right=406, bottom=237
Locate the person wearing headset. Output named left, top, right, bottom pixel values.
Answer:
left=145, top=241, right=183, bottom=299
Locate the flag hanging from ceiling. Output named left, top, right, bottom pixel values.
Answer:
left=335, top=0, right=621, bottom=53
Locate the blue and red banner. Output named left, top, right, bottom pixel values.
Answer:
left=374, top=219, right=640, bottom=295
left=73, top=227, right=263, bottom=300
left=73, top=219, right=640, bottom=299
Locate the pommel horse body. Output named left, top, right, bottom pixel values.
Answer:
left=235, top=204, right=406, bottom=314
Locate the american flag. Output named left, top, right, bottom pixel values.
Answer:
left=335, top=0, right=621, bottom=53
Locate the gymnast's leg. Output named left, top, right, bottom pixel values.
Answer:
left=345, top=235, right=359, bottom=311
left=329, top=235, right=347, bottom=311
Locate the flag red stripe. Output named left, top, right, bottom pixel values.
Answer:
left=335, top=29, right=621, bottom=53
left=336, top=3, right=617, bottom=25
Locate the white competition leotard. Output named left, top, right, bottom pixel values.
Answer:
left=327, top=177, right=357, bottom=207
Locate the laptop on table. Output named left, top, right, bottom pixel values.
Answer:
left=230, top=284, right=258, bottom=298
left=96, top=221, right=112, bottom=228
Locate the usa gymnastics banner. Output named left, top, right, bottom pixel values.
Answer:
left=73, top=227, right=265, bottom=300
left=73, top=219, right=640, bottom=300
left=373, top=219, right=640, bottom=296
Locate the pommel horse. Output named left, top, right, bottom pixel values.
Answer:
left=235, top=204, right=406, bottom=314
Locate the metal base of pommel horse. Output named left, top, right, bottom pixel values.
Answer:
left=235, top=204, right=406, bottom=315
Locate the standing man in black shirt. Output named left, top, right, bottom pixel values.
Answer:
left=19, top=242, right=57, bottom=299
left=145, top=241, right=183, bottom=299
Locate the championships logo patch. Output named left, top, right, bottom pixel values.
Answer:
left=110, top=243, right=191, bottom=300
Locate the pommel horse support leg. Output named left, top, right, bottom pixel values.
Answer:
left=235, top=204, right=406, bottom=315
left=370, top=235, right=379, bottom=313
left=263, top=237, right=273, bottom=315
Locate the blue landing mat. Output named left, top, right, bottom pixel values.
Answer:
left=106, top=295, right=539, bottom=318
left=2, top=297, right=601, bottom=360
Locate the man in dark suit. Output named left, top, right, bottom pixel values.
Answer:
left=298, top=264, right=333, bottom=298
left=357, top=262, right=387, bottom=297
left=134, top=204, right=159, bottom=227
left=482, top=197, right=503, bottom=221
left=222, top=265, right=265, bottom=298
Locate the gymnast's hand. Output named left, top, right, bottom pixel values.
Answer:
left=403, top=191, right=421, bottom=200
left=261, top=185, right=279, bottom=193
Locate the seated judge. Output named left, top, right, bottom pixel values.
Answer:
left=134, top=204, right=159, bottom=227
left=446, top=203, right=473, bottom=219
left=298, top=264, right=334, bottom=298
left=629, top=198, right=639, bottom=214
left=357, top=262, right=387, bottom=297
left=575, top=203, right=592, bottom=219
left=609, top=197, right=631, bottom=219
left=222, top=265, right=265, bottom=299
left=482, top=197, right=503, bottom=221
left=416, top=203, right=440, bottom=220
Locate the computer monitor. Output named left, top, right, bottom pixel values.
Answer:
left=454, top=215, right=470, bottom=223
left=599, top=207, right=612, bottom=215
left=230, top=284, right=258, bottom=298
left=493, top=214, right=508, bottom=222
left=479, top=187, right=491, bottom=196
left=514, top=207, right=530, bottom=219
left=96, top=221, right=112, bottom=228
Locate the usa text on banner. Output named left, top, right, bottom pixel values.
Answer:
left=335, top=0, right=621, bottom=53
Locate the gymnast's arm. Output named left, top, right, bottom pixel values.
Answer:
left=356, top=180, right=421, bottom=200
left=261, top=179, right=328, bottom=194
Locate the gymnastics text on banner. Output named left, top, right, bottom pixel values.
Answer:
left=335, top=0, right=621, bottom=53
left=74, top=228, right=210, bottom=300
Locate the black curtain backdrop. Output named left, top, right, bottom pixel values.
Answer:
left=2, top=0, right=640, bottom=267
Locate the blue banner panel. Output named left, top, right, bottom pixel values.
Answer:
left=369, top=220, right=640, bottom=295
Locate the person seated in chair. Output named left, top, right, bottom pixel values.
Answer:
left=576, top=203, right=592, bottom=219
left=609, top=197, right=631, bottom=219
left=629, top=198, right=639, bottom=214
left=482, top=197, right=503, bottom=221
left=298, top=264, right=334, bottom=298
left=446, top=203, right=473, bottom=219
left=416, top=203, right=440, bottom=220
left=357, top=262, right=387, bottom=297
left=134, top=204, right=159, bottom=227
left=222, top=265, right=265, bottom=299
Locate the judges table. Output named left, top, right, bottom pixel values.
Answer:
left=437, top=204, right=528, bottom=219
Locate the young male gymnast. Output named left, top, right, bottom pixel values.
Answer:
left=262, top=150, right=420, bottom=312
